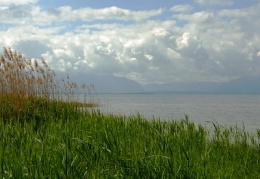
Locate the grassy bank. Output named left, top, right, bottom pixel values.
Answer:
left=0, top=110, right=259, bottom=178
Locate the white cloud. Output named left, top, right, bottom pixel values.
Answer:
left=80, top=6, right=163, bottom=21
left=0, top=5, right=163, bottom=26
left=218, top=4, right=260, bottom=19
left=173, top=11, right=216, bottom=25
left=0, top=0, right=37, bottom=5
left=195, top=0, right=234, bottom=6
left=144, top=54, right=153, bottom=61
left=1, top=2, right=260, bottom=84
left=170, top=5, right=193, bottom=13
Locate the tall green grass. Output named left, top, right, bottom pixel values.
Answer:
left=0, top=48, right=259, bottom=178
left=0, top=111, right=259, bottom=178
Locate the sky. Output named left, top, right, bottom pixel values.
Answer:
left=0, top=0, right=260, bottom=84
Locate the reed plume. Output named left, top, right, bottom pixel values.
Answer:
left=0, top=47, right=95, bottom=123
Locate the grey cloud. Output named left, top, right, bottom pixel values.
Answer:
left=46, top=7, right=61, bottom=16
left=0, top=4, right=32, bottom=21
left=13, top=40, right=52, bottom=59
left=9, top=5, right=32, bottom=18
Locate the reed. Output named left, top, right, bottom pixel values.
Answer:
left=0, top=47, right=95, bottom=123
left=0, top=111, right=259, bottom=178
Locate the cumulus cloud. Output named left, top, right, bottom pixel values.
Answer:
left=1, top=2, right=260, bottom=84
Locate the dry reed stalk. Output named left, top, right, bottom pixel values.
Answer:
left=0, top=47, right=95, bottom=121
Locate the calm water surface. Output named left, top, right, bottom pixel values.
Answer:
left=92, top=94, right=260, bottom=131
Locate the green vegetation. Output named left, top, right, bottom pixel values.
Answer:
left=0, top=48, right=259, bottom=178
left=0, top=111, right=259, bottom=178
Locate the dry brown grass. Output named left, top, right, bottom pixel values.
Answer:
left=0, top=47, right=96, bottom=121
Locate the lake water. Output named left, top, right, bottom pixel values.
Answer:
left=91, top=94, right=260, bottom=132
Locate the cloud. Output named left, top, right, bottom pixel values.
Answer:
left=218, top=4, right=260, bottom=19
left=0, top=4, right=163, bottom=25
left=174, top=11, right=216, bottom=25
left=79, top=6, right=163, bottom=21
left=195, top=0, right=234, bottom=6
left=170, top=5, right=193, bottom=13
left=1, top=3, right=260, bottom=84
left=13, top=40, right=52, bottom=59
left=0, top=0, right=37, bottom=5
left=0, top=4, right=32, bottom=24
